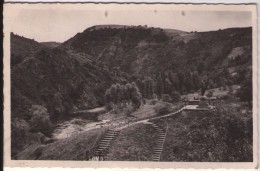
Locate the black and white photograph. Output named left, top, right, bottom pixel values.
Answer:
left=3, top=3, right=258, bottom=168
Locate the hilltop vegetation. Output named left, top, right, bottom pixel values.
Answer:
left=11, top=33, right=45, bottom=66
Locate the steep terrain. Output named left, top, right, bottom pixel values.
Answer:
left=11, top=35, right=127, bottom=120
left=11, top=25, right=253, bottom=160
left=11, top=33, right=46, bottom=66
left=61, top=25, right=252, bottom=95
left=11, top=25, right=252, bottom=119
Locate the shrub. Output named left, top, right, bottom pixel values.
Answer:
left=192, top=106, right=252, bottom=161
left=236, top=79, right=252, bottom=105
left=153, top=102, right=172, bottom=116
left=11, top=118, right=30, bottom=157
left=206, top=90, right=214, bottom=98
left=150, top=99, right=158, bottom=105
left=171, top=91, right=181, bottom=103
left=105, top=102, right=113, bottom=111
left=29, top=105, right=53, bottom=136
left=124, top=105, right=135, bottom=116
left=162, top=94, right=172, bottom=103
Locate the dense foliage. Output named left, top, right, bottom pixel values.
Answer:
left=63, top=26, right=252, bottom=97
left=105, top=82, right=142, bottom=110
left=29, top=105, right=53, bottom=136
left=236, top=78, right=252, bottom=105
left=155, top=103, right=253, bottom=162
left=11, top=118, right=31, bottom=157
left=11, top=25, right=253, bottom=160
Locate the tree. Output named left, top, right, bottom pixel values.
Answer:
left=197, top=61, right=205, bottom=74
left=192, top=71, right=200, bottom=90
left=236, top=79, right=252, bottom=105
left=164, top=77, right=172, bottom=95
left=11, top=118, right=30, bottom=155
left=171, top=91, right=181, bottom=103
left=105, top=89, right=112, bottom=110
left=162, top=94, right=172, bottom=103
left=120, top=84, right=127, bottom=102
left=143, top=77, right=154, bottom=99
left=184, top=71, right=194, bottom=93
left=105, top=89, right=111, bottom=103
left=131, top=82, right=142, bottom=109
left=109, top=84, right=117, bottom=104
left=29, top=105, right=53, bottom=136
left=177, top=72, right=185, bottom=94
left=156, top=75, right=164, bottom=98
left=201, top=80, right=207, bottom=96
left=125, top=83, right=133, bottom=102
left=206, top=90, right=214, bottom=98
left=115, top=84, right=122, bottom=104
left=208, top=79, right=214, bottom=89
left=170, top=73, right=180, bottom=92
left=105, top=82, right=142, bottom=111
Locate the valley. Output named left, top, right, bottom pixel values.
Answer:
left=10, top=25, right=253, bottom=162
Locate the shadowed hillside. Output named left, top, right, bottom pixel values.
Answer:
left=11, top=38, right=128, bottom=120
left=11, top=33, right=46, bottom=66
left=61, top=25, right=252, bottom=96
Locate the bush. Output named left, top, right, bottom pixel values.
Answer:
left=192, top=106, right=252, bottom=161
left=153, top=102, right=172, bottom=116
left=171, top=91, right=181, bottom=103
left=162, top=94, right=172, bottom=103
left=150, top=99, right=158, bottom=105
left=29, top=105, right=53, bottom=136
left=124, top=105, right=135, bottom=116
left=236, top=79, right=252, bottom=105
left=105, top=102, right=113, bottom=111
left=11, top=118, right=31, bottom=157
left=206, top=90, right=214, bottom=98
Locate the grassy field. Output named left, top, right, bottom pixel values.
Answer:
left=153, top=101, right=252, bottom=162
left=106, top=123, right=158, bottom=161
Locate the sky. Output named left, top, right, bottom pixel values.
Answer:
left=9, top=8, right=252, bottom=42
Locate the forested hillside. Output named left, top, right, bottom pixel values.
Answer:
left=61, top=25, right=252, bottom=97
left=11, top=26, right=252, bottom=119
left=11, top=33, right=45, bottom=66
left=11, top=25, right=252, bottom=159
left=11, top=35, right=128, bottom=120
